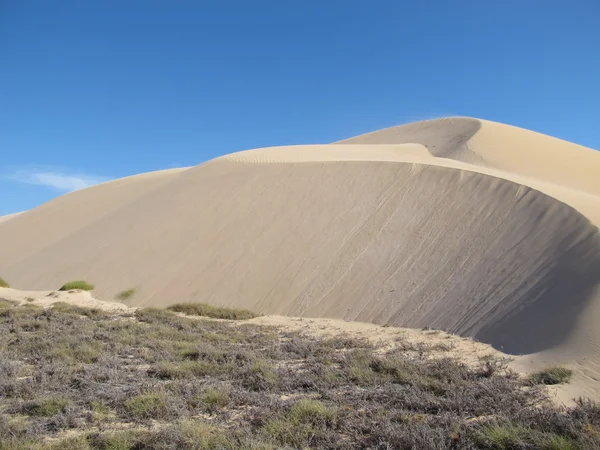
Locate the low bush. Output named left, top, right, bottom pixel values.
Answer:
left=59, top=280, right=94, bottom=291
left=116, top=288, right=135, bottom=301
left=167, top=302, right=258, bottom=320
left=0, top=276, right=9, bottom=288
left=528, top=366, right=573, bottom=385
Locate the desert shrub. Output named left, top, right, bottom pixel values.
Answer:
left=25, top=397, right=70, bottom=417
left=528, top=366, right=573, bottom=385
left=199, top=388, right=230, bottom=411
left=59, top=280, right=94, bottom=291
left=474, top=424, right=579, bottom=450
left=167, top=302, right=258, bottom=320
left=0, top=276, right=9, bottom=288
left=0, top=298, right=16, bottom=309
left=115, top=288, right=135, bottom=301
left=240, top=359, right=280, bottom=391
left=124, top=392, right=170, bottom=420
left=288, top=399, right=336, bottom=426
left=262, top=399, right=337, bottom=447
left=51, top=302, right=107, bottom=319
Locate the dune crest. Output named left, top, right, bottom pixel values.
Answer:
left=1, top=117, right=599, bottom=401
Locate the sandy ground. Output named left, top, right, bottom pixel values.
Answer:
left=0, top=117, right=599, bottom=405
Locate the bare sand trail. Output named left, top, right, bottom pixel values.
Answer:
left=1, top=117, right=599, bottom=403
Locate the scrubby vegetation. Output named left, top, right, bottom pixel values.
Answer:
left=58, top=280, right=95, bottom=291
left=116, top=288, right=136, bottom=301
left=528, top=366, right=574, bottom=385
left=0, top=302, right=598, bottom=449
left=0, top=276, right=9, bottom=288
left=167, top=302, right=258, bottom=320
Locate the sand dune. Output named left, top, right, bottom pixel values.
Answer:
left=1, top=117, right=599, bottom=401
left=0, top=211, right=23, bottom=224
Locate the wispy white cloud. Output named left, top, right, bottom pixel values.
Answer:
left=5, top=169, right=109, bottom=192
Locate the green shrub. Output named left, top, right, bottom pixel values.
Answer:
left=528, top=366, right=573, bottom=385
left=124, top=392, right=168, bottom=419
left=27, top=397, right=70, bottom=417
left=51, top=302, right=107, bottom=319
left=59, top=280, right=94, bottom=291
left=241, top=359, right=279, bottom=391
left=289, top=399, right=336, bottom=426
left=177, top=421, right=240, bottom=449
left=0, top=276, right=9, bottom=288
left=45, top=434, right=91, bottom=449
left=199, top=388, right=230, bottom=410
left=116, top=288, right=135, bottom=301
left=0, top=298, right=16, bottom=309
left=167, top=302, right=258, bottom=320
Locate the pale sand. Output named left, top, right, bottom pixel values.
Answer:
left=0, top=118, right=599, bottom=403
left=0, top=211, right=24, bottom=224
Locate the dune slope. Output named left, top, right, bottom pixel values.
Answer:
left=0, top=119, right=599, bottom=364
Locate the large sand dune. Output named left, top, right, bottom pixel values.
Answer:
left=1, top=117, right=600, bottom=400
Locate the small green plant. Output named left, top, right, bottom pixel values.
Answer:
left=0, top=298, right=16, bottom=309
left=0, top=276, right=9, bottom=288
left=199, top=388, right=230, bottom=410
left=528, top=366, right=573, bottom=385
left=242, top=359, right=280, bottom=391
left=59, top=280, right=94, bottom=291
left=116, top=288, right=136, bottom=301
left=124, top=392, right=169, bottom=419
left=27, top=397, right=70, bottom=417
left=177, top=420, right=240, bottom=449
left=167, top=302, right=258, bottom=320
left=51, top=301, right=107, bottom=319
left=288, top=399, right=336, bottom=425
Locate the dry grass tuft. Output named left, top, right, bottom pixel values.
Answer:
left=167, top=302, right=258, bottom=320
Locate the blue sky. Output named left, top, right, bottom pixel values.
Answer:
left=1, top=1, right=599, bottom=215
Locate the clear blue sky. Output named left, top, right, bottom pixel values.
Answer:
left=1, top=1, right=599, bottom=215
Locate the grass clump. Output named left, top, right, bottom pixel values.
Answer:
left=26, top=397, right=70, bottom=417
left=198, top=388, right=230, bottom=411
left=0, top=298, right=16, bottom=310
left=167, top=302, right=258, bottom=320
left=263, top=399, right=337, bottom=447
left=124, top=392, right=169, bottom=420
left=288, top=399, right=336, bottom=426
left=0, top=276, right=9, bottom=288
left=51, top=302, right=107, bottom=319
left=528, top=366, right=573, bottom=385
left=59, top=280, right=94, bottom=291
left=115, top=288, right=135, bottom=301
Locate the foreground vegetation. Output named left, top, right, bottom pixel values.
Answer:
left=0, top=301, right=598, bottom=449
left=0, top=277, right=9, bottom=288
